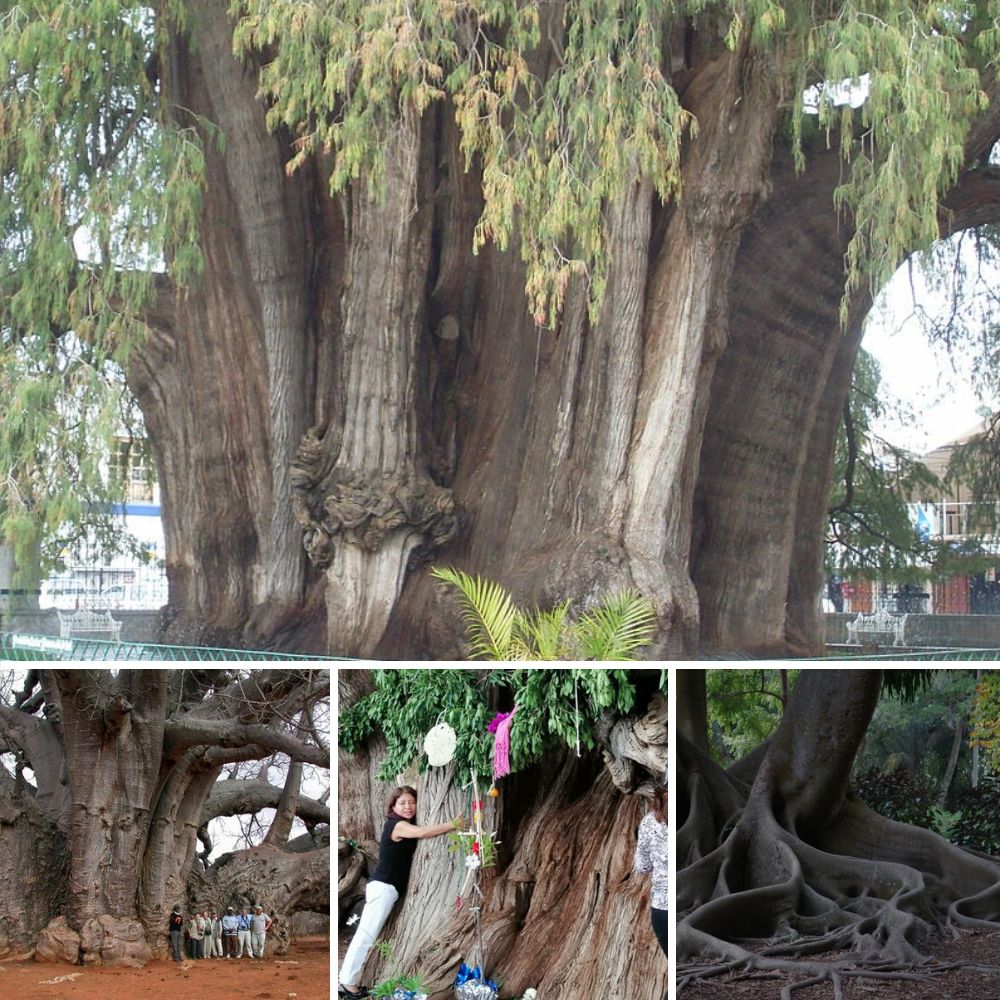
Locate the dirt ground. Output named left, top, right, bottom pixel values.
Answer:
left=679, top=931, right=1000, bottom=1000
left=0, top=936, right=330, bottom=1000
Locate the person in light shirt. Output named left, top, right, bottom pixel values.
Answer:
left=221, top=906, right=239, bottom=958
left=634, top=782, right=668, bottom=962
left=236, top=906, right=253, bottom=958
left=250, top=905, right=272, bottom=958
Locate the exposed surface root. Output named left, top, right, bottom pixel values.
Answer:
left=679, top=761, right=1000, bottom=995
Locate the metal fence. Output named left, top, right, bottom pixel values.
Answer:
left=0, top=632, right=345, bottom=662
left=39, top=565, right=168, bottom=611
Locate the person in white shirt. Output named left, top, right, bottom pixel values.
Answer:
left=250, top=905, right=272, bottom=958
left=221, top=907, right=240, bottom=958
left=236, top=906, right=253, bottom=958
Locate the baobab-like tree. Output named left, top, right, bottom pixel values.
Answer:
left=0, top=668, right=329, bottom=966
left=4, top=2, right=1000, bottom=656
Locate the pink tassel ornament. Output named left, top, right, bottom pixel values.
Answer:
left=492, top=705, right=517, bottom=780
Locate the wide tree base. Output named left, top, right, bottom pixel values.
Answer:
left=35, top=916, right=152, bottom=967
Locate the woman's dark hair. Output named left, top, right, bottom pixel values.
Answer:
left=652, top=784, right=667, bottom=823
left=386, top=785, right=418, bottom=818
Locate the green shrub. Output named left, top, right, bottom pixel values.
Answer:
left=951, top=778, right=1000, bottom=856
left=854, top=766, right=936, bottom=829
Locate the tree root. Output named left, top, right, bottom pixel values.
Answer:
left=678, top=785, right=1000, bottom=994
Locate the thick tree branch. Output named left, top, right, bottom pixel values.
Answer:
left=263, top=717, right=307, bottom=848
left=200, top=779, right=330, bottom=826
left=163, top=718, right=330, bottom=767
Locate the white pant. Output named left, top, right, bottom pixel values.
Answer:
left=237, top=928, right=252, bottom=956
left=339, top=881, right=399, bottom=986
left=252, top=931, right=266, bottom=957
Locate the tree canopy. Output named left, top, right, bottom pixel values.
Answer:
left=339, top=666, right=654, bottom=783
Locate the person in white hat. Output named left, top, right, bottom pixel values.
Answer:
left=221, top=906, right=239, bottom=958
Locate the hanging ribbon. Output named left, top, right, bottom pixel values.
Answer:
left=492, top=706, right=517, bottom=780
left=574, top=671, right=580, bottom=757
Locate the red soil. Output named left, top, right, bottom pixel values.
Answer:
left=0, top=936, right=331, bottom=1000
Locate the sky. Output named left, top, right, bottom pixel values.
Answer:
left=863, top=254, right=997, bottom=457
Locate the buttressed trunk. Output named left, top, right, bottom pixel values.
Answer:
left=678, top=670, right=1000, bottom=986
left=130, top=1, right=333, bottom=652
left=124, top=3, right=1000, bottom=657
left=0, top=670, right=330, bottom=967
left=381, top=36, right=784, bottom=658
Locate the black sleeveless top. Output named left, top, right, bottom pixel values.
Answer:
left=370, top=816, right=419, bottom=894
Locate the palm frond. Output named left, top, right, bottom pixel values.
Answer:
left=515, top=602, right=572, bottom=660
left=431, top=565, right=518, bottom=659
left=573, top=590, right=657, bottom=660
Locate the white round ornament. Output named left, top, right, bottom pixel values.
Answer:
left=423, top=722, right=457, bottom=765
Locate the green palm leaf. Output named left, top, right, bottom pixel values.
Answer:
left=516, top=602, right=572, bottom=660
left=431, top=566, right=519, bottom=659
left=573, top=590, right=657, bottom=660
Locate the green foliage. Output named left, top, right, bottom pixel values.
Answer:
left=949, top=409, right=1000, bottom=533
left=951, top=777, right=1000, bottom=856
left=431, top=566, right=657, bottom=660
left=706, top=669, right=794, bottom=764
left=229, top=0, right=999, bottom=325
left=0, top=1, right=206, bottom=572
left=368, top=938, right=428, bottom=998
left=231, top=0, right=692, bottom=325
left=798, top=0, right=989, bottom=318
left=854, top=765, right=937, bottom=828
left=858, top=670, right=975, bottom=785
left=448, top=829, right=497, bottom=868
left=873, top=226, right=1000, bottom=518
left=856, top=766, right=1000, bottom=855
left=0, top=335, right=145, bottom=577
left=338, top=668, right=638, bottom=783
left=970, top=671, right=1000, bottom=772
left=827, top=349, right=944, bottom=578
left=929, top=803, right=962, bottom=840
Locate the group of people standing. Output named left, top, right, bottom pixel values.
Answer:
left=169, top=904, right=273, bottom=961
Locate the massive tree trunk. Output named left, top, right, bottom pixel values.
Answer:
left=0, top=668, right=330, bottom=966
left=116, top=3, right=1000, bottom=657
left=678, top=669, right=1000, bottom=992
left=338, top=672, right=668, bottom=999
